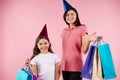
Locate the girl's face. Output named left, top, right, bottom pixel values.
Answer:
left=37, top=38, right=50, bottom=53
left=66, top=10, right=77, bottom=25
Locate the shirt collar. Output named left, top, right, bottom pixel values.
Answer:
left=65, top=26, right=78, bottom=31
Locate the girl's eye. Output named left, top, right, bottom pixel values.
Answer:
left=44, top=42, right=47, bottom=45
left=39, top=43, right=42, bottom=45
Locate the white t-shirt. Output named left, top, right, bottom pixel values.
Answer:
left=30, top=52, right=60, bottom=80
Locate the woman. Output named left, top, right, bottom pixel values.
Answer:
left=61, top=1, right=96, bottom=80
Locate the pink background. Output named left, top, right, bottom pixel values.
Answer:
left=0, top=0, right=120, bottom=80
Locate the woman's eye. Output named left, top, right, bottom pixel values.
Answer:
left=66, top=14, right=69, bottom=16
left=71, top=13, right=74, bottom=15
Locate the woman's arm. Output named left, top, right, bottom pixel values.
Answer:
left=81, top=33, right=96, bottom=54
left=55, top=62, right=61, bottom=80
left=81, top=34, right=90, bottom=54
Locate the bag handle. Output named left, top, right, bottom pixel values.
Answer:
left=22, top=64, right=29, bottom=71
left=93, top=36, right=102, bottom=46
left=99, top=38, right=106, bottom=45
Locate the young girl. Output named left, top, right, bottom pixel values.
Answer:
left=26, top=25, right=61, bottom=80
left=61, top=0, right=96, bottom=80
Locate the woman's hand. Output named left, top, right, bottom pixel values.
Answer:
left=89, top=32, right=97, bottom=42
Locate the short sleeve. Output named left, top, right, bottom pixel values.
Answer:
left=81, top=26, right=87, bottom=36
left=30, top=56, right=37, bottom=65
left=54, top=54, right=61, bottom=63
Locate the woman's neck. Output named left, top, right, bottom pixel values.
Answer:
left=69, top=24, right=75, bottom=29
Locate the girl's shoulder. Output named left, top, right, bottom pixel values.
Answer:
left=49, top=53, right=60, bottom=57
left=49, top=52, right=57, bottom=55
left=32, top=54, right=40, bottom=59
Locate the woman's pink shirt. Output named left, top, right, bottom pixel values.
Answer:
left=61, top=25, right=87, bottom=72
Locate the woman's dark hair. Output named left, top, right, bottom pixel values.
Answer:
left=63, top=7, right=82, bottom=26
left=30, top=36, right=53, bottom=60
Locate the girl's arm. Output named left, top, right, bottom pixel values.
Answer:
left=30, top=64, right=38, bottom=76
left=25, top=58, right=38, bottom=76
left=81, top=33, right=96, bottom=54
left=55, top=62, right=61, bottom=80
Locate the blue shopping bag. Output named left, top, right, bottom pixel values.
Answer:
left=98, top=43, right=117, bottom=79
left=28, top=66, right=38, bottom=80
left=81, top=45, right=96, bottom=79
left=16, top=68, right=32, bottom=80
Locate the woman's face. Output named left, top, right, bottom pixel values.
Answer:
left=37, top=38, right=50, bottom=53
left=65, top=10, right=77, bottom=25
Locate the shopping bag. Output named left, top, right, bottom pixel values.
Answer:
left=32, top=74, right=37, bottom=80
left=16, top=64, right=37, bottom=80
left=28, top=66, right=38, bottom=80
left=92, top=47, right=103, bottom=80
left=98, top=43, right=117, bottom=79
left=81, top=45, right=96, bottom=79
left=16, top=68, right=32, bottom=80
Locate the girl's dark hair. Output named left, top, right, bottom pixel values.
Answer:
left=63, top=7, right=82, bottom=26
left=30, top=36, right=53, bottom=60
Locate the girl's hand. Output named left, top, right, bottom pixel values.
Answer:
left=89, top=32, right=97, bottom=42
left=25, top=58, right=30, bottom=65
